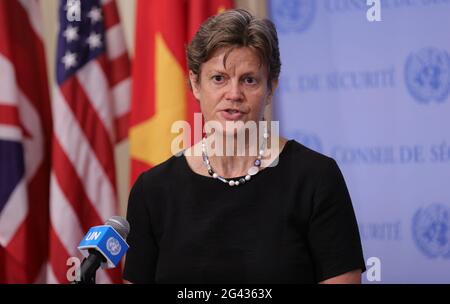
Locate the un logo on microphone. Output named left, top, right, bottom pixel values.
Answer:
left=106, top=237, right=122, bottom=256
left=412, top=203, right=450, bottom=259
left=270, top=0, right=316, bottom=33
left=405, top=48, right=450, bottom=103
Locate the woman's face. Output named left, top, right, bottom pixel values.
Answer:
left=190, top=47, right=276, bottom=136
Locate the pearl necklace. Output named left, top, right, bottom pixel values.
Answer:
left=201, top=131, right=269, bottom=187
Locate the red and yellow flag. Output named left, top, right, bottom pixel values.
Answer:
left=130, top=0, right=234, bottom=184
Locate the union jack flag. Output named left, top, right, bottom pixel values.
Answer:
left=0, top=0, right=52, bottom=283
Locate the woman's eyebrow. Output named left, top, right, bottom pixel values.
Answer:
left=207, top=69, right=227, bottom=75
left=241, top=71, right=258, bottom=76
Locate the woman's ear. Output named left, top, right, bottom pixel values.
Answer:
left=189, top=71, right=201, bottom=101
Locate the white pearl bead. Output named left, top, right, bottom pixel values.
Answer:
left=245, top=175, right=251, bottom=181
left=213, top=173, right=218, bottom=178
left=248, top=166, right=259, bottom=176
left=263, top=132, right=269, bottom=139
left=259, top=149, right=265, bottom=156
left=229, top=180, right=235, bottom=186
left=235, top=181, right=239, bottom=186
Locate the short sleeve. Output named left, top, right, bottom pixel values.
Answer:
left=307, top=159, right=366, bottom=282
left=123, top=173, right=158, bottom=283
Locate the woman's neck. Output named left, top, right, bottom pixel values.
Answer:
left=202, top=133, right=283, bottom=178
left=184, top=134, right=287, bottom=179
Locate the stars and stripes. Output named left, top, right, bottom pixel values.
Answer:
left=48, top=0, right=130, bottom=284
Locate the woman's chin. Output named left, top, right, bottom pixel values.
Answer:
left=221, top=121, right=250, bottom=137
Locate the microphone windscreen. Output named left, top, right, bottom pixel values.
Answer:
left=105, top=216, right=130, bottom=240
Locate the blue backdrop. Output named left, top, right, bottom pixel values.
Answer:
left=269, top=0, right=450, bottom=283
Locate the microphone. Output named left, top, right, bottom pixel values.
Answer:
left=77, top=216, right=130, bottom=284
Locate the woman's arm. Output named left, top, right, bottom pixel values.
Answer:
left=319, top=269, right=362, bottom=284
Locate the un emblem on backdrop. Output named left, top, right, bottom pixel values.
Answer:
left=405, top=48, right=450, bottom=103
left=412, top=203, right=450, bottom=259
left=270, top=0, right=316, bottom=33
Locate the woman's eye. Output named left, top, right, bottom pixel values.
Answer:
left=212, top=75, right=224, bottom=83
left=244, top=77, right=256, bottom=85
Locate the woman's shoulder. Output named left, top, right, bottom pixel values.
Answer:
left=136, top=154, right=185, bottom=187
left=286, top=139, right=337, bottom=168
left=284, top=140, right=349, bottom=198
left=282, top=139, right=343, bottom=183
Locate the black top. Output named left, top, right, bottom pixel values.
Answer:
left=123, top=140, right=366, bottom=284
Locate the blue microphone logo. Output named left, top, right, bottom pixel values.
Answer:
left=78, top=225, right=129, bottom=268
left=85, top=230, right=102, bottom=241
left=106, top=237, right=122, bottom=256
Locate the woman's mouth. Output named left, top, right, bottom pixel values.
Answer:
left=220, top=109, right=245, bottom=120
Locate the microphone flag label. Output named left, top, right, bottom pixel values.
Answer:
left=78, top=225, right=129, bottom=268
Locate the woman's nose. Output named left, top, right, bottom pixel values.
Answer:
left=225, top=80, right=243, bottom=102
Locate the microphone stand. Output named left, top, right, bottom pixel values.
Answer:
left=76, top=249, right=105, bottom=284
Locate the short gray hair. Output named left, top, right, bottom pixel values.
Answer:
left=187, top=9, right=281, bottom=90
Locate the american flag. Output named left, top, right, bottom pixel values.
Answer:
left=0, top=0, right=52, bottom=283
left=48, top=0, right=130, bottom=283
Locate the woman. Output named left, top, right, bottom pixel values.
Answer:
left=123, top=9, right=365, bottom=284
